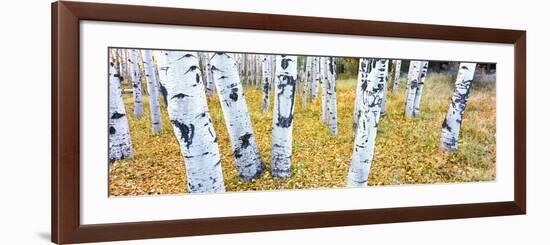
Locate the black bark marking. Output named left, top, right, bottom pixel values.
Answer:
left=229, top=87, right=239, bottom=102
left=159, top=83, right=168, bottom=105
left=196, top=73, right=200, bottom=84
left=171, top=120, right=195, bottom=149
left=239, top=133, right=252, bottom=149
left=280, top=56, right=294, bottom=69
left=109, top=126, right=116, bottom=135
left=177, top=53, right=195, bottom=60
left=184, top=65, right=199, bottom=75
left=172, top=93, right=191, bottom=100
left=111, top=112, right=125, bottom=119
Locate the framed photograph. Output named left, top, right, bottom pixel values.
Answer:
left=52, top=1, right=526, bottom=244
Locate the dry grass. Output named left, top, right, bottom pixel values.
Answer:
left=109, top=73, right=496, bottom=196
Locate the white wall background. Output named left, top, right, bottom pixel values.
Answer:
left=0, top=0, right=547, bottom=244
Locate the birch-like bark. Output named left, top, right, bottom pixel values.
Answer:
left=256, top=55, right=262, bottom=90
left=302, top=57, right=311, bottom=107
left=156, top=50, right=225, bottom=193
left=347, top=58, right=389, bottom=187
left=204, top=52, right=216, bottom=96
left=210, top=53, right=265, bottom=180
left=380, top=69, right=389, bottom=117
left=270, top=55, right=298, bottom=178
left=310, top=57, right=319, bottom=100
left=440, top=63, right=477, bottom=152
left=261, top=55, right=272, bottom=112
left=412, top=61, right=429, bottom=116
left=405, top=60, right=424, bottom=117
left=353, top=59, right=369, bottom=130
left=129, top=49, right=144, bottom=118
left=391, top=60, right=402, bottom=95
left=109, top=53, right=133, bottom=161
left=326, top=57, right=338, bottom=135
left=320, top=57, right=329, bottom=124
left=141, top=50, right=163, bottom=134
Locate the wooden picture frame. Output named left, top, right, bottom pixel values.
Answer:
left=51, top=1, right=526, bottom=244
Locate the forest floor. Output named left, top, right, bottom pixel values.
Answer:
left=109, top=74, right=496, bottom=196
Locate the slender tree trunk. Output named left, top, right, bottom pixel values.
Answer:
left=311, top=57, right=319, bottom=100
left=141, top=50, right=163, bottom=134
left=392, top=60, right=402, bottom=95
left=320, top=57, right=328, bottom=124
left=440, top=63, right=477, bottom=152
left=156, top=50, right=225, bottom=193
left=347, top=58, right=388, bottom=187
left=380, top=67, right=389, bottom=117
left=412, top=61, right=429, bottom=116
left=261, top=55, right=272, bottom=112
left=302, top=57, right=310, bottom=107
left=204, top=52, right=216, bottom=96
left=210, top=53, right=265, bottom=180
left=353, top=59, right=369, bottom=130
left=109, top=51, right=133, bottom=161
left=326, top=57, right=338, bottom=135
left=129, top=49, right=144, bottom=118
left=405, top=61, right=422, bottom=117
left=270, top=55, right=298, bottom=178
left=256, top=55, right=262, bottom=90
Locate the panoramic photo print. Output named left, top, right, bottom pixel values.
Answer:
left=107, top=48, right=496, bottom=196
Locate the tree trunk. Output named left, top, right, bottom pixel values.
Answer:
left=210, top=53, right=266, bottom=181
left=204, top=52, right=216, bottom=96
left=310, top=57, right=319, bottom=100
left=353, top=59, right=369, bottom=130
left=347, top=58, right=388, bottom=187
left=391, top=60, right=402, bottom=95
left=270, top=55, right=298, bottom=178
left=326, top=57, right=338, bottom=135
left=440, top=63, right=477, bottom=152
left=320, top=57, right=328, bottom=124
left=405, top=60, right=428, bottom=117
left=129, top=49, right=144, bottom=118
left=109, top=51, right=133, bottom=162
left=261, top=55, right=272, bottom=112
left=412, top=61, right=429, bottom=116
left=302, top=57, right=310, bottom=107
left=141, top=49, right=163, bottom=134
left=156, top=50, right=225, bottom=193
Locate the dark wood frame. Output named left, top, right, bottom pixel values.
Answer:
left=52, top=1, right=526, bottom=244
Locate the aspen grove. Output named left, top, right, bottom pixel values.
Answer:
left=108, top=48, right=496, bottom=195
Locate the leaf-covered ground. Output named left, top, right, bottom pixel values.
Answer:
left=109, top=74, right=495, bottom=196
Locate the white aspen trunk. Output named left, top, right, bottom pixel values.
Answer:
left=130, top=49, right=144, bottom=118
left=109, top=52, right=133, bottom=161
left=310, top=57, right=319, bottom=100
left=440, top=63, right=477, bottom=152
left=353, top=59, right=369, bottom=130
left=302, top=57, right=311, bottom=107
left=156, top=50, right=225, bottom=193
left=210, top=53, right=265, bottom=180
left=347, top=58, right=389, bottom=187
left=125, top=50, right=133, bottom=83
left=392, top=60, right=402, bottom=95
left=380, top=72, right=389, bottom=117
left=320, top=57, right=328, bottom=124
left=261, top=55, right=272, bottom=112
left=412, top=61, right=429, bottom=116
left=404, top=60, right=422, bottom=117
left=326, top=57, right=338, bottom=135
left=256, top=55, right=262, bottom=90
left=270, top=55, right=298, bottom=178
left=204, top=52, right=216, bottom=96
left=141, top=50, right=163, bottom=134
